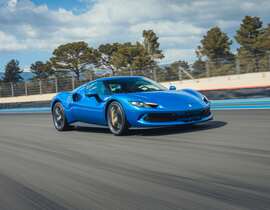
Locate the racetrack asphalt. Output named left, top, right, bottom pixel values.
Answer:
left=0, top=110, right=269, bottom=210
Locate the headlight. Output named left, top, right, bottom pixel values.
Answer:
left=202, top=95, right=209, bottom=104
left=129, top=101, right=158, bottom=108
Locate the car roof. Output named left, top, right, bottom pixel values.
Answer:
left=96, top=76, right=145, bottom=82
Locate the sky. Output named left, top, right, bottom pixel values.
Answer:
left=0, top=0, right=270, bottom=72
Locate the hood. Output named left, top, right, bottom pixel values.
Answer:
left=125, top=90, right=206, bottom=110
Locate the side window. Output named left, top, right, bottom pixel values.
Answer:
left=85, top=81, right=110, bottom=96
left=108, top=83, right=122, bottom=93
left=97, top=81, right=110, bottom=96
left=85, top=81, right=97, bottom=92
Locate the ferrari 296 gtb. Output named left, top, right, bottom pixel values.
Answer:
left=51, top=76, right=213, bottom=135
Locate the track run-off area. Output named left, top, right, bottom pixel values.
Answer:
left=0, top=110, right=269, bottom=210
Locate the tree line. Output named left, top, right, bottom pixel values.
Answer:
left=163, top=16, right=270, bottom=80
left=1, top=15, right=270, bottom=83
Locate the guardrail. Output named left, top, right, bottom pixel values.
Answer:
left=1, top=52, right=270, bottom=98
left=1, top=72, right=269, bottom=105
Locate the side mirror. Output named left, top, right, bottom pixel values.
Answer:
left=169, top=85, right=177, bottom=91
left=85, top=92, right=98, bottom=98
left=72, top=93, right=81, bottom=102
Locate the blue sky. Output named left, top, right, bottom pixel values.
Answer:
left=0, top=0, right=270, bottom=72
left=32, top=0, right=91, bottom=13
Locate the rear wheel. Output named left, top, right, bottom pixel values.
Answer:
left=107, top=101, right=129, bottom=135
left=52, top=102, right=70, bottom=131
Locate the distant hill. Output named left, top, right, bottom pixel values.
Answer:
left=21, top=72, right=34, bottom=81
left=0, top=72, right=34, bottom=82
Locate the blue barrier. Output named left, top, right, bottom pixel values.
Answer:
left=0, top=107, right=50, bottom=113
left=0, top=98, right=270, bottom=113
left=211, top=98, right=270, bottom=110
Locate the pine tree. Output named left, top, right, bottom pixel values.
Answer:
left=197, top=26, right=233, bottom=61
left=111, top=42, right=154, bottom=76
left=255, top=25, right=270, bottom=72
left=235, top=16, right=264, bottom=72
left=192, top=59, right=206, bottom=78
left=197, top=26, right=234, bottom=76
left=50, top=42, right=99, bottom=80
left=235, top=16, right=263, bottom=51
left=98, top=43, right=121, bottom=75
left=3, top=59, right=23, bottom=82
left=30, top=61, right=54, bottom=80
left=256, top=24, right=270, bottom=50
left=143, top=30, right=164, bottom=60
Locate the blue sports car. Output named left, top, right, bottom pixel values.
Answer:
left=51, top=76, right=213, bottom=135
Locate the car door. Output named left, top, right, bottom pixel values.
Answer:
left=71, top=81, right=105, bottom=124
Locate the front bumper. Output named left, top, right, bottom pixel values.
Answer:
left=126, top=107, right=213, bottom=128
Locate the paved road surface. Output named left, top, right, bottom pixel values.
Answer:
left=0, top=110, right=269, bottom=210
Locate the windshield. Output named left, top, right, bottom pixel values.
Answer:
left=103, top=77, right=167, bottom=94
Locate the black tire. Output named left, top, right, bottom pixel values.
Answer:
left=52, top=102, right=70, bottom=131
left=107, top=101, right=129, bottom=135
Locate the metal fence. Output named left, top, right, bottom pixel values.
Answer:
left=1, top=54, right=270, bottom=98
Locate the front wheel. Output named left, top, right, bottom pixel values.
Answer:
left=52, top=102, right=70, bottom=131
left=107, top=101, right=129, bottom=135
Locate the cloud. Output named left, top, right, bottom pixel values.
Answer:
left=0, top=0, right=270, bottom=65
left=215, top=20, right=240, bottom=29
left=129, top=21, right=204, bottom=36
left=83, top=0, right=175, bottom=24
left=0, top=31, right=26, bottom=51
left=163, top=49, right=195, bottom=64
left=7, top=0, right=17, bottom=9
